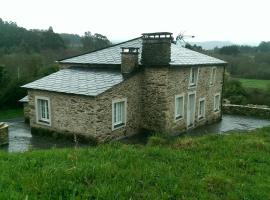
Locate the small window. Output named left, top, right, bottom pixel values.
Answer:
left=189, top=67, right=199, bottom=87
left=210, top=67, right=217, bottom=85
left=112, top=98, right=127, bottom=130
left=214, top=93, right=221, bottom=112
left=198, top=98, right=206, bottom=119
left=175, top=94, right=184, bottom=120
left=35, top=96, right=51, bottom=125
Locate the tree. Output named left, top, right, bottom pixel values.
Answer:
left=258, top=41, right=270, bottom=52
left=219, top=45, right=240, bottom=56
left=185, top=43, right=203, bottom=52
left=41, top=27, right=65, bottom=50
left=81, top=31, right=111, bottom=51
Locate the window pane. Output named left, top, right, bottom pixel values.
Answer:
left=113, top=101, right=125, bottom=126
left=199, top=100, right=205, bottom=116
left=175, top=96, right=183, bottom=118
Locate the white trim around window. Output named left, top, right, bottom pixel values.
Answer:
left=214, top=93, right=221, bottom=112
left=198, top=97, right=206, bottom=120
left=210, top=67, right=217, bottom=86
left=189, top=67, right=199, bottom=88
left=174, top=94, right=185, bottom=121
left=35, top=96, right=51, bottom=126
left=112, top=98, right=127, bottom=131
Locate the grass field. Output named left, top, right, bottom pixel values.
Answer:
left=1, top=127, right=270, bottom=199
left=0, top=107, right=23, bottom=120
left=237, top=78, right=270, bottom=91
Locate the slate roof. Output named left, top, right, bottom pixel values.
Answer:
left=59, top=38, right=226, bottom=66
left=19, top=95, right=29, bottom=103
left=22, top=68, right=124, bottom=96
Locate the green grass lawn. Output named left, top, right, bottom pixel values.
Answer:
left=0, top=107, right=23, bottom=121
left=1, top=127, right=270, bottom=199
left=237, top=78, right=270, bottom=91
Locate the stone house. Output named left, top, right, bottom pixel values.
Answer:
left=21, top=32, right=227, bottom=143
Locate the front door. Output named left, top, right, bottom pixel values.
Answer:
left=187, top=93, right=196, bottom=128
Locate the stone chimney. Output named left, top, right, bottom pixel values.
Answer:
left=121, top=47, right=139, bottom=74
left=141, top=32, right=173, bottom=66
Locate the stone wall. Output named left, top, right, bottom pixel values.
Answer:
left=27, top=65, right=225, bottom=142
left=141, top=67, right=169, bottom=132
left=142, top=65, right=224, bottom=134
left=223, top=104, right=270, bottom=119
left=95, top=73, right=143, bottom=142
left=28, top=90, right=97, bottom=141
left=0, top=123, right=8, bottom=146
left=23, top=102, right=30, bottom=123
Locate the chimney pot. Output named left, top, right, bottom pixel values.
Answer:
left=121, top=47, right=139, bottom=74
left=141, top=32, right=173, bottom=66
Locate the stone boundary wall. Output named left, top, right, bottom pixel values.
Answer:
left=0, top=122, right=8, bottom=146
left=223, top=104, right=270, bottom=119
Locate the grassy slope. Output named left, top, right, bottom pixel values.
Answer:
left=1, top=127, right=270, bottom=199
left=0, top=108, right=23, bottom=121
left=238, top=78, right=270, bottom=90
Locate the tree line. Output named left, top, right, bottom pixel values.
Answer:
left=0, top=18, right=111, bottom=109
left=186, top=41, right=270, bottom=80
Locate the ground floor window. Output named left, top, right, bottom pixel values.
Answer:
left=175, top=94, right=184, bottom=120
left=214, top=93, right=221, bottom=112
left=112, top=98, right=127, bottom=130
left=35, top=96, right=51, bottom=125
left=198, top=98, right=206, bottom=119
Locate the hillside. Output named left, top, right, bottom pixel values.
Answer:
left=0, top=127, right=270, bottom=199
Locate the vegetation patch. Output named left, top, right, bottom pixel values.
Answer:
left=0, top=107, right=23, bottom=120
left=237, top=78, right=270, bottom=91
left=0, top=127, right=270, bottom=199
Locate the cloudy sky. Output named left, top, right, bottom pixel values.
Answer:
left=0, top=0, right=269, bottom=44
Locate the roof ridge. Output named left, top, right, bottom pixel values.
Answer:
left=57, top=36, right=142, bottom=62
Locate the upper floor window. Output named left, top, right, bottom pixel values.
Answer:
left=35, top=96, right=51, bottom=126
left=210, top=67, right=217, bottom=85
left=198, top=98, right=206, bottom=120
left=214, top=93, right=221, bottom=112
left=175, top=94, right=184, bottom=121
left=189, top=67, right=199, bottom=87
left=112, top=98, right=127, bottom=130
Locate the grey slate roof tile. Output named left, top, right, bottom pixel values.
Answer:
left=59, top=38, right=226, bottom=66
left=22, top=68, right=124, bottom=96
left=19, top=95, right=29, bottom=103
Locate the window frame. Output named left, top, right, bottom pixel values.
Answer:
left=174, top=94, right=185, bottom=121
left=210, top=67, right=217, bottom=86
left=189, top=67, right=199, bottom=88
left=112, top=98, right=127, bottom=131
left=198, top=97, right=206, bottom=120
left=214, top=93, right=221, bottom=112
left=35, top=96, right=51, bottom=126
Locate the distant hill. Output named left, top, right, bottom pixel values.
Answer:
left=189, top=41, right=235, bottom=50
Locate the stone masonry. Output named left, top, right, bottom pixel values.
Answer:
left=24, top=32, right=226, bottom=143
left=27, top=65, right=224, bottom=142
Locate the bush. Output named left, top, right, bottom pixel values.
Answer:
left=224, top=78, right=248, bottom=104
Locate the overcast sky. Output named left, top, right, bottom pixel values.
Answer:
left=0, top=0, right=269, bottom=44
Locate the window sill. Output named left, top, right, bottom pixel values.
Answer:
left=188, top=84, right=197, bottom=89
left=37, top=120, right=51, bottom=126
left=198, top=116, right=205, bottom=121
left=175, top=116, right=183, bottom=122
left=112, top=123, right=126, bottom=131
left=214, top=109, right=220, bottom=113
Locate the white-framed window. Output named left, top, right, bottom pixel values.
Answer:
left=198, top=97, right=206, bottom=120
left=35, top=96, right=51, bottom=126
left=112, top=98, right=127, bottom=130
left=189, top=67, right=199, bottom=87
left=214, top=93, right=221, bottom=112
left=210, top=67, right=217, bottom=85
left=175, top=94, right=184, bottom=121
